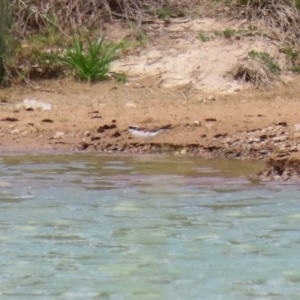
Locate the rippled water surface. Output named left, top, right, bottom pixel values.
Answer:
left=1, top=153, right=300, bottom=299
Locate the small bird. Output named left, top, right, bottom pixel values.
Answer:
left=128, top=124, right=172, bottom=139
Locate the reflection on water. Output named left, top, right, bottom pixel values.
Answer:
left=0, top=153, right=300, bottom=299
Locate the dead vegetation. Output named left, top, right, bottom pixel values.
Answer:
left=227, top=0, right=300, bottom=64
left=12, top=0, right=200, bottom=35
left=2, top=0, right=300, bottom=87
left=232, top=59, right=274, bottom=88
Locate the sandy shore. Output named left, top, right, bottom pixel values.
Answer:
left=1, top=78, right=300, bottom=180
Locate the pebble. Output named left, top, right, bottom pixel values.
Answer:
left=273, top=136, right=286, bottom=142
left=10, top=129, right=19, bottom=134
left=294, top=124, right=300, bottom=131
left=207, top=95, right=216, bottom=101
left=53, top=132, right=64, bottom=139
left=126, top=101, right=137, bottom=108
left=180, top=149, right=187, bottom=155
left=84, top=131, right=91, bottom=137
left=259, top=149, right=269, bottom=155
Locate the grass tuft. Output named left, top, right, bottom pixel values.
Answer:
left=247, top=50, right=281, bottom=74
left=58, top=36, right=122, bottom=82
left=232, top=59, right=274, bottom=88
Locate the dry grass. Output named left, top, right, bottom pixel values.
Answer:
left=227, top=0, right=300, bottom=50
left=12, top=0, right=201, bottom=35
left=231, top=59, right=274, bottom=88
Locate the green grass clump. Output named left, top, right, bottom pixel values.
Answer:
left=198, top=32, right=210, bottom=42
left=248, top=50, right=281, bottom=74
left=58, top=36, right=122, bottom=82
left=223, top=28, right=237, bottom=39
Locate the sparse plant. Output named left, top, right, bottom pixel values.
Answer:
left=58, top=36, right=122, bottom=82
left=290, top=66, right=300, bottom=73
left=155, top=7, right=185, bottom=21
left=223, top=28, right=237, bottom=39
left=248, top=50, right=281, bottom=74
left=198, top=32, right=210, bottom=42
left=156, top=8, right=172, bottom=22
left=214, top=30, right=223, bottom=38
left=115, top=73, right=127, bottom=84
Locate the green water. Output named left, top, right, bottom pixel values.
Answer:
left=0, top=153, right=300, bottom=299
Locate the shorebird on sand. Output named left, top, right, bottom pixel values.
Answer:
left=128, top=124, right=172, bottom=140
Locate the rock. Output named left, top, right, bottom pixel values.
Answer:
left=180, top=148, right=187, bottom=155
left=10, top=129, right=19, bottom=134
left=77, top=141, right=90, bottom=150
left=273, top=136, right=286, bottom=142
left=84, top=131, right=91, bottom=137
left=207, top=95, right=216, bottom=101
left=256, top=152, right=300, bottom=181
left=19, top=98, right=52, bottom=111
left=126, top=101, right=137, bottom=108
left=41, top=119, right=54, bottom=123
left=294, top=124, right=300, bottom=132
left=1, top=117, right=19, bottom=122
left=53, top=132, right=64, bottom=139
left=259, top=149, right=269, bottom=155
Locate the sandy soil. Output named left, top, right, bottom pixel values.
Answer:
left=0, top=76, right=300, bottom=157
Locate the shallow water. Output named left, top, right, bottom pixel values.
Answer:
left=0, top=153, right=300, bottom=299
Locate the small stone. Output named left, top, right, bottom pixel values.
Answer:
left=259, top=149, right=269, bottom=155
left=53, top=131, right=64, bottom=139
left=278, top=147, right=287, bottom=153
left=84, top=131, right=91, bottom=137
left=207, top=95, right=216, bottom=101
left=180, top=149, right=187, bottom=155
left=10, top=129, right=19, bottom=134
left=294, top=124, right=300, bottom=132
left=77, top=141, right=90, bottom=150
left=249, top=137, right=260, bottom=143
left=22, top=98, right=52, bottom=110
left=273, top=136, right=286, bottom=142
left=126, top=101, right=136, bottom=108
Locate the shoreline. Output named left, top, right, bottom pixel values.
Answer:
left=1, top=78, right=300, bottom=181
